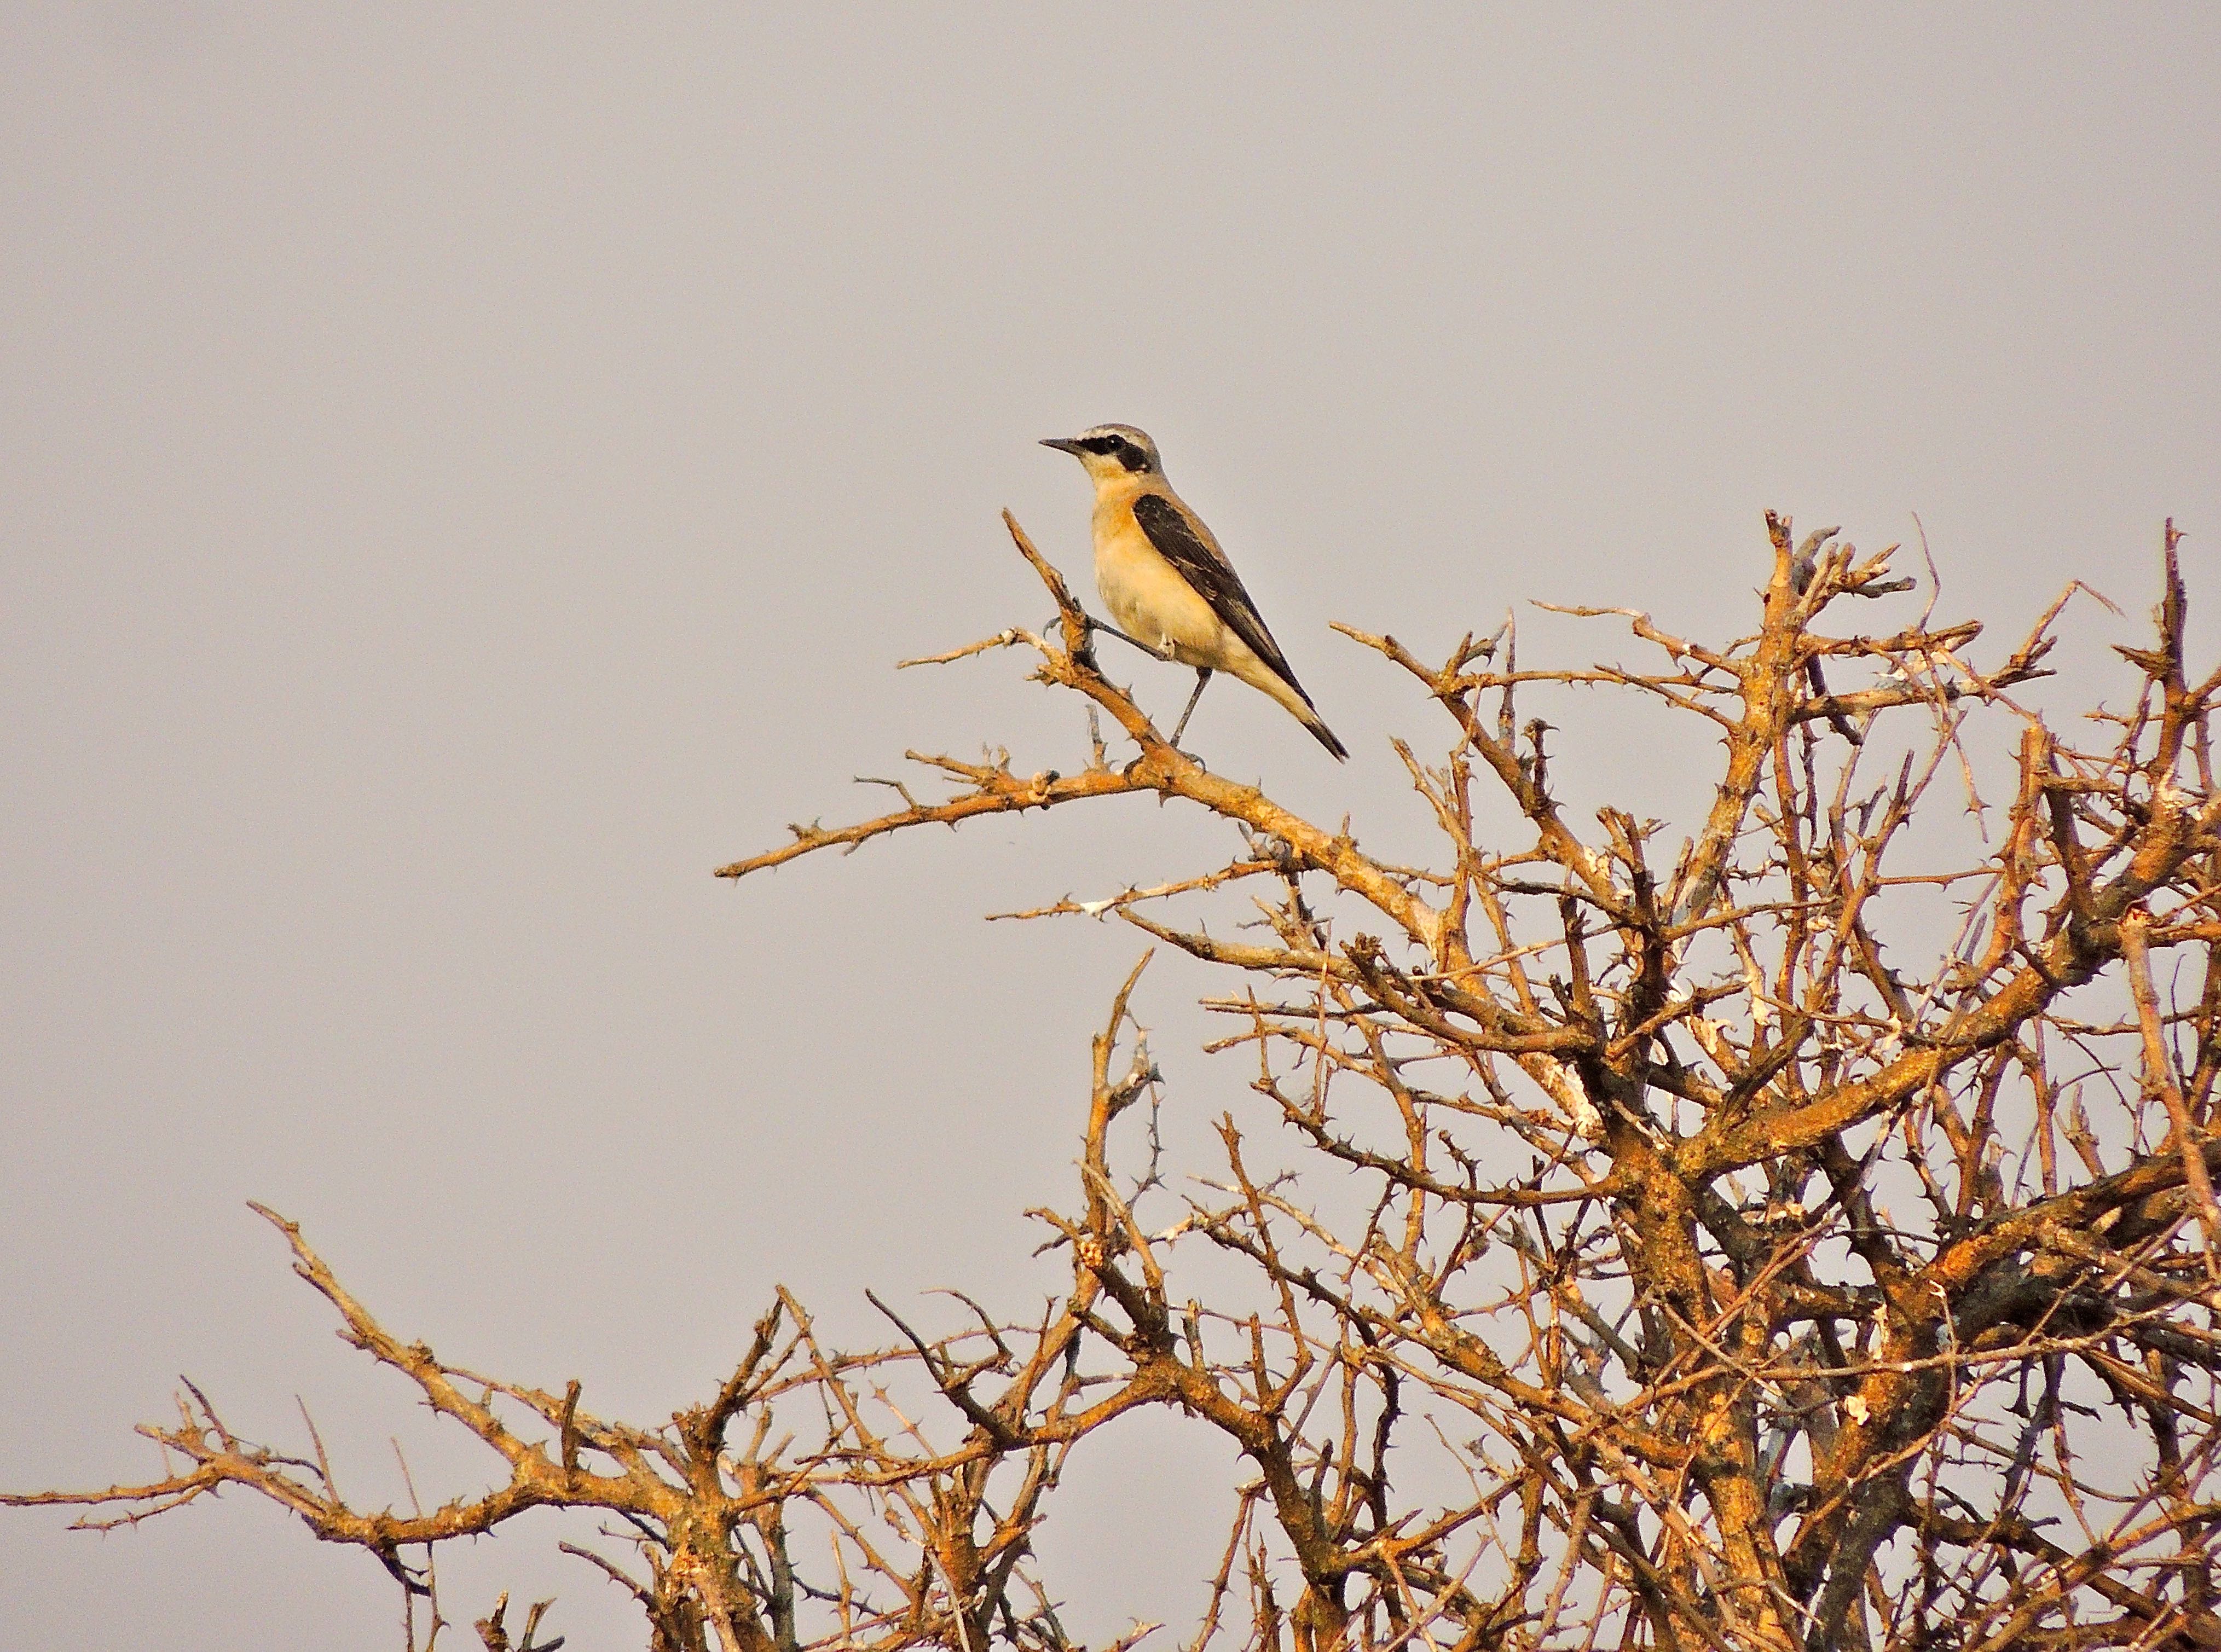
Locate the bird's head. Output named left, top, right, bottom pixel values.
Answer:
left=1040, top=424, right=1160, bottom=482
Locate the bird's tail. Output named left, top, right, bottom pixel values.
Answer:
left=1235, top=653, right=1351, bottom=761
left=1274, top=675, right=1350, bottom=760
left=1298, top=705, right=1350, bottom=762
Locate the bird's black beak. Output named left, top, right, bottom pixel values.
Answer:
left=1039, top=437, right=1086, bottom=456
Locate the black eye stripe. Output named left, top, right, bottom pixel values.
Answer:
left=1070, top=432, right=1154, bottom=473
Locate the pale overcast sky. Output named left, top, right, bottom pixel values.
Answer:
left=4, top=7, right=2217, bottom=1647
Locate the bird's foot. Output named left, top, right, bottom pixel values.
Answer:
left=1119, top=746, right=1204, bottom=780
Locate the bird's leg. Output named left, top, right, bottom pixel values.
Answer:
left=1083, top=614, right=1173, bottom=660
left=1169, top=668, right=1212, bottom=748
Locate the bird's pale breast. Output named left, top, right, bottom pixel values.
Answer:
left=1094, top=507, right=1233, bottom=670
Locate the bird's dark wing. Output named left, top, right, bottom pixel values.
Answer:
left=1131, top=494, right=1316, bottom=705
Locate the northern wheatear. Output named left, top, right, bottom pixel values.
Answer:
left=1040, top=424, right=1347, bottom=761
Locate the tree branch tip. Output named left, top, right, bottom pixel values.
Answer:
left=245, top=1199, right=297, bottom=1234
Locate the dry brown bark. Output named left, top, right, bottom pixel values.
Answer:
left=11, top=515, right=2219, bottom=1651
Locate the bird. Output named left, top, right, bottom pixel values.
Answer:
left=1040, top=424, right=1347, bottom=761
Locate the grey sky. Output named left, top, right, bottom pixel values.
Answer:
left=4, top=7, right=2217, bottom=1647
